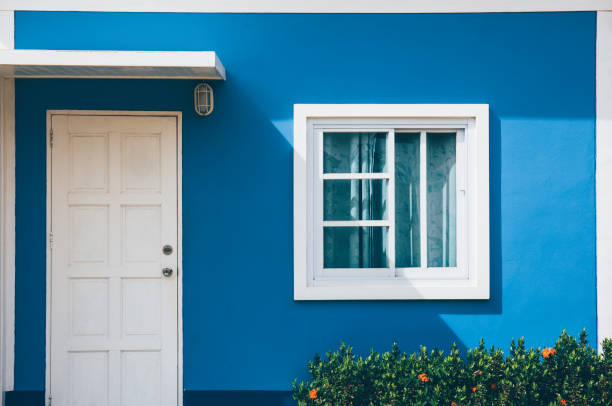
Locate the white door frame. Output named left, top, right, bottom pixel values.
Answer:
left=0, top=77, right=15, bottom=406
left=44, top=110, right=183, bottom=406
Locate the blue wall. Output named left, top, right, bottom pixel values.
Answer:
left=12, top=11, right=596, bottom=400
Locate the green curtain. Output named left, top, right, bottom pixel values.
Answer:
left=426, top=133, right=457, bottom=267
left=323, top=133, right=387, bottom=268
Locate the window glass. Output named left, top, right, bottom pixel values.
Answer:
left=324, top=227, right=388, bottom=268
left=324, top=179, right=388, bottom=220
left=321, top=130, right=459, bottom=270
left=426, top=132, right=457, bottom=267
left=323, top=132, right=387, bottom=173
left=395, top=133, right=421, bottom=267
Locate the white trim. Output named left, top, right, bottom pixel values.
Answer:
left=294, top=104, right=489, bottom=300
left=387, top=129, right=396, bottom=271
left=0, top=77, right=15, bottom=397
left=0, top=11, right=14, bottom=50
left=0, top=0, right=611, bottom=12
left=176, top=113, right=183, bottom=406
left=44, top=110, right=183, bottom=406
left=0, top=50, right=226, bottom=80
left=597, top=11, right=612, bottom=348
left=44, top=112, right=51, bottom=406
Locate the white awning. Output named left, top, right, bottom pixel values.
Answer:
left=0, top=50, right=226, bottom=80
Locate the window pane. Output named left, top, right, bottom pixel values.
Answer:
left=324, top=227, right=388, bottom=268
left=324, top=179, right=388, bottom=220
left=427, top=132, right=457, bottom=267
left=323, top=132, right=387, bottom=173
left=395, top=133, right=420, bottom=267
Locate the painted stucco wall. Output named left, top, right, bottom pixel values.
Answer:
left=11, top=11, right=596, bottom=403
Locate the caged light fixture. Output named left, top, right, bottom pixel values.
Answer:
left=194, top=83, right=214, bottom=116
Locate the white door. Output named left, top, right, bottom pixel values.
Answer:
left=49, top=114, right=178, bottom=406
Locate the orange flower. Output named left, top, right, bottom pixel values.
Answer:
left=309, top=389, right=317, bottom=399
left=418, top=373, right=430, bottom=382
left=490, top=383, right=497, bottom=390
left=560, top=399, right=567, bottom=406
left=451, top=402, right=458, bottom=406
left=542, top=347, right=557, bottom=358
left=472, top=386, right=478, bottom=393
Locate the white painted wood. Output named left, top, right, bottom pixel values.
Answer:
left=0, top=50, right=225, bottom=80
left=175, top=113, right=183, bottom=406
left=45, top=112, right=52, bottom=406
left=49, top=113, right=179, bottom=406
left=0, top=77, right=15, bottom=396
left=294, top=105, right=489, bottom=300
left=0, top=0, right=610, bottom=12
left=597, top=11, right=612, bottom=348
left=455, top=128, right=468, bottom=284
left=299, top=104, right=489, bottom=120
left=0, top=11, right=13, bottom=50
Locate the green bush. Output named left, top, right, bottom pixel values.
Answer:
left=292, top=330, right=611, bottom=406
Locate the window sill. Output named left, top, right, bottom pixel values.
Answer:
left=294, top=282, right=490, bottom=300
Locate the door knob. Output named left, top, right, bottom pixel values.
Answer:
left=162, top=267, right=173, bottom=277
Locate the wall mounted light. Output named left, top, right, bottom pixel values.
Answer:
left=194, top=83, right=214, bottom=116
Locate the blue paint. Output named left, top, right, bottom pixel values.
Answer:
left=4, top=390, right=296, bottom=406
left=184, top=391, right=294, bottom=406
left=4, top=390, right=293, bottom=406
left=12, top=11, right=596, bottom=394
left=4, top=390, right=44, bottom=406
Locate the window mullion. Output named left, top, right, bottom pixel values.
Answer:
left=387, top=129, right=396, bottom=274
left=419, top=130, right=427, bottom=270
left=316, top=129, right=325, bottom=280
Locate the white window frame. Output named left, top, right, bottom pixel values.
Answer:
left=294, top=104, right=489, bottom=300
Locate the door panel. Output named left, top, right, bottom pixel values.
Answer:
left=50, top=114, right=178, bottom=406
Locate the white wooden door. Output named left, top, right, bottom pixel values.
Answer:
left=49, top=114, right=178, bottom=406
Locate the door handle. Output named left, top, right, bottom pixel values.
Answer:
left=162, top=267, right=173, bottom=277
